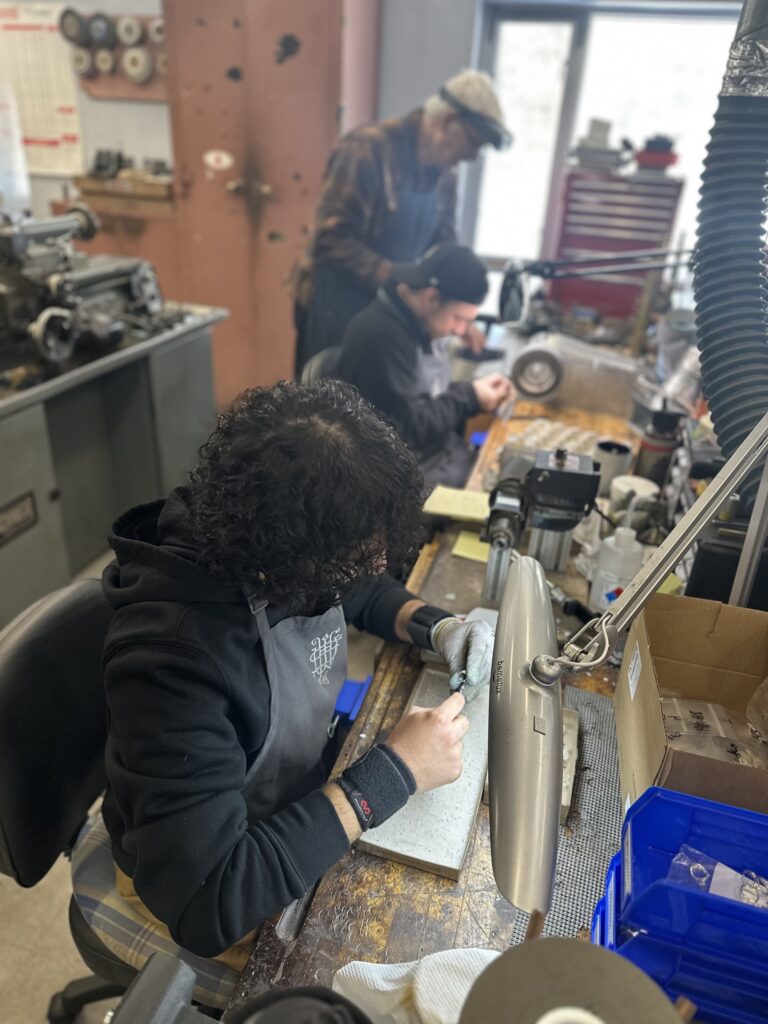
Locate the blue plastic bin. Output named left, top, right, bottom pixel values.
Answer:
left=603, top=852, right=621, bottom=951
left=618, top=933, right=768, bottom=1024
left=598, top=847, right=768, bottom=1022
left=620, top=788, right=768, bottom=971
left=591, top=898, right=605, bottom=946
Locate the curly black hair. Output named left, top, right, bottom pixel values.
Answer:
left=188, top=380, right=426, bottom=615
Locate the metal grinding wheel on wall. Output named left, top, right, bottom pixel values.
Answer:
left=115, top=14, right=143, bottom=47
left=121, top=46, right=155, bottom=86
left=458, top=939, right=683, bottom=1024
left=94, top=48, right=116, bottom=75
left=59, top=7, right=88, bottom=46
left=147, top=17, right=165, bottom=45
left=71, top=46, right=94, bottom=78
left=86, top=12, right=117, bottom=49
left=57, top=6, right=168, bottom=99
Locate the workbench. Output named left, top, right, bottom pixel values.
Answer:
left=467, top=399, right=640, bottom=494
left=228, top=518, right=623, bottom=1009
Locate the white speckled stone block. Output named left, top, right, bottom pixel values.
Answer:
left=561, top=707, right=580, bottom=825
left=358, top=666, right=489, bottom=879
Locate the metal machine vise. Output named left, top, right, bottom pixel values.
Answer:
left=483, top=445, right=599, bottom=599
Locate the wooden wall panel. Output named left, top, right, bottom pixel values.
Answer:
left=163, top=0, right=379, bottom=406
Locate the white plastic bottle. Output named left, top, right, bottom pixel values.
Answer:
left=589, top=527, right=644, bottom=611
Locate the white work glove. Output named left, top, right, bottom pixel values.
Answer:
left=430, top=617, right=495, bottom=703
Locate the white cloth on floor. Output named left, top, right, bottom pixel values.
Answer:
left=332, top=947, right=499, bottom=1024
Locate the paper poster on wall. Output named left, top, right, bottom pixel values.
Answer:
left=0, top=81, right=31, bottom=210
left=0, top=4, right=83, bottom=176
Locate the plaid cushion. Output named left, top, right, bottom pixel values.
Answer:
left=71, top=814, right=240, bottom=1009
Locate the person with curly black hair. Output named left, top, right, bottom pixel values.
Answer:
left=81, top=380, right=494, bottom=997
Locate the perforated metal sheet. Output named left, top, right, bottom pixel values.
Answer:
left=508, top=685, right=622, bottom=943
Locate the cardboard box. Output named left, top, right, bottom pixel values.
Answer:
left=615, top=593, right=768, bottom=815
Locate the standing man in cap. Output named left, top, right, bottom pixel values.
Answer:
left=338, top=244, right=513, bottom=489
left=293, top=70, right=511, bottom=376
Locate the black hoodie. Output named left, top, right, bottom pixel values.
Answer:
left=101, top=488, right=426, bottom=958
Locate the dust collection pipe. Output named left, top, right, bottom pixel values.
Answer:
left=693, top=0, right=768, bottom=507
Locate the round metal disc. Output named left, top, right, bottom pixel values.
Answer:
left=147, top=17, right=165, bottom=45
left=59, top=8, right=88, bottom=45
left=71, top=47, right=94, bottom=77
left=87, top=13, right=117, bottom=49
left=131, top=264, right=164, bottom=316
left=28, top=309, right=76, bottom=365
left=121, top=45, right=154, bottom=85
left=511, top=348, right=563, bottom=398
left=459, top=940, right=681, bottom=1024
left=94, top=48, right=116, bottom=74
left=116, top=14, right=143, bottom=47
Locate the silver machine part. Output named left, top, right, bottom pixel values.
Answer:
left=482, top=492, right=523, bottom=603
left=26, top=307, right=75, bottom=363
left=509, top=332, right=642, bottom=419
left=483, top=537, right=513, bottom=604
left=531, top=410, right=768, bottom=679
left=721, top=0, right=768, bottom=97
left=0, top=205, right=98, bottom=250
left=528, top=526, right=573, bottom=573
left=131, top=262, right=164, bottom=315
left=489, top=556, right=562, bottom=914
left=730, top=452, right=768, bottom=606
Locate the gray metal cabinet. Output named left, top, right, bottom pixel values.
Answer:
left=0, top=405, right=71, bottom=625
left=0, top=309, right=224, bottom=627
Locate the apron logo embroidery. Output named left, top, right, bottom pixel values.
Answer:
left=309, top=627, right=343, bottom=686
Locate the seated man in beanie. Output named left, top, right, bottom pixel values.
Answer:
left=74, top=381, right=493, bottom=1003
left=338, top=244, right=513, bottom=489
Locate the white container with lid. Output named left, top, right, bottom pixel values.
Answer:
left=589, top=527, right=644, bottom=611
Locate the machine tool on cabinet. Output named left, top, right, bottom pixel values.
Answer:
left=0, top=204, right=165, bottom=366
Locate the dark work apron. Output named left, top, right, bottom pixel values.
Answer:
left=415, top=336, right=475, bottom=492
left=244, top=598, right=348, bottom=819
left=301, top=183, right=441, bottom=368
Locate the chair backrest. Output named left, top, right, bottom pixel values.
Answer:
left=300, top=345, right=343, bottom=385
left=0, top=580, right=112, bottom=886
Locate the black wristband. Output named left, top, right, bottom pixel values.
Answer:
left=339, top=743, right=416, bottom=829
left=406, top=604, right=454, bottom=651
left=336, top=776, right=374, bottom=831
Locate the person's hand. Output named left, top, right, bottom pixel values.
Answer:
left=387, top=692, right=469, bottom=791
left=430, top=618, right=494, bottom=702
left=472, top=373, right=513, bottom=412
left=464, top=321, right=488, bottom=355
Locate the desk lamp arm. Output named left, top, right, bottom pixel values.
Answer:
left=530, top=411, right=768, bottom=683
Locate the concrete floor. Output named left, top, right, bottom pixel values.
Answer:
left=0, top=552, right=381, bottom=1023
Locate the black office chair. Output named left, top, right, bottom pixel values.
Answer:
left=0, top=580, right=137, bottom=1023
left=300, top=345, right=342, bottom=385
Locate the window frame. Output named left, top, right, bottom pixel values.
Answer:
left=462, top=0, right=742, bottom=265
